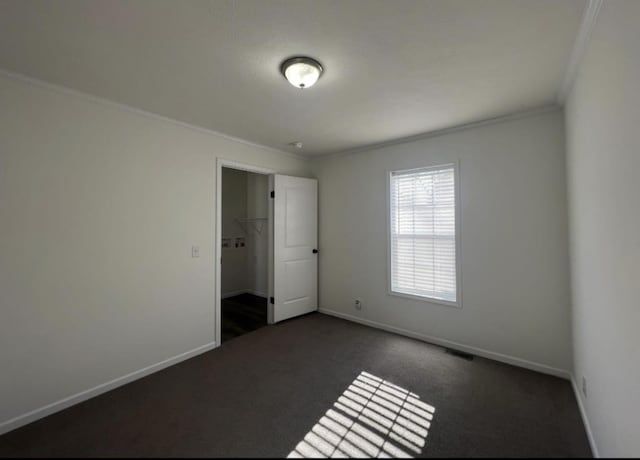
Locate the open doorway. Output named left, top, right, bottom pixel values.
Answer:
left=219, top=165, right=271, bottom=344
left=215, top=159, right=318, bottom=346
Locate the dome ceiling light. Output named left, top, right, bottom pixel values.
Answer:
left=281, top=56, right=323, bottom=89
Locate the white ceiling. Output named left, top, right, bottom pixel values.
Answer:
left=0, top=0, right=586, bottom=156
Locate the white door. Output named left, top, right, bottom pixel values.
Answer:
left=271, top=174, right=318, bottom=323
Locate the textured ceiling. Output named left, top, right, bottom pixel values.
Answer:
left=0, top=0, right=586, bottom=156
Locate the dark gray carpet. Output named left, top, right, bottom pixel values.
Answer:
left=0, top=313, right=591, bottom=457
left=221, top=293, right=268, bottom=343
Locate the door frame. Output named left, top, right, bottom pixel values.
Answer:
left=215, top=158, right=276, bottom=347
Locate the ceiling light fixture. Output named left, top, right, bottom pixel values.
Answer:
left=281, top=56, right=323, bottom=89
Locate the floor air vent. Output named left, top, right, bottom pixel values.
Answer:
left=445, top=348, right=474, bottom=360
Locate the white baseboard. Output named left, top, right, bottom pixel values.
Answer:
left=222, top=289, right=267, bottom=299
left=319, top=308, right=571, bottom=380
left=571, top=375, right=599, bottom=457
left=0, top=341, right=217, bottom=436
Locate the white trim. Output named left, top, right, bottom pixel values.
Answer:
left=386, top=161, right=462, bottom=309
left=216, top=158, right=275, bottom=346
left=313, top=105, right=560, bottom=161
left=557, top=0, right=603, bottom=103
left=318, top=308, right=571, bottom=380
left=0, top=341, right=217, bottom=436
left=217, top=159, right=276, bottom=175
left=0, top=67, right=307, bottom=162
left=571, top=375, right=600, bottom=457
left=267, top=174, right=275, bottom=324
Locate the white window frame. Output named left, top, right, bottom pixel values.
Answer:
left=386, top=161, right=462, bottom=308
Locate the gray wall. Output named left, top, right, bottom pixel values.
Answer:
left=565, top=0, right=640, bottom=456
left=246, top=173, right=269, bottom=297
left=0, top=72, right=308, bottom=430
left=221, top=169, right=269, bottom=298
left=311, top=110, right=572, bottom=373
left=221, top=168, right=248, bottom=296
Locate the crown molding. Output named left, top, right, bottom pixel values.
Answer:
left=1, top=1, right=602, bottom=161
left=557, top=0, right=603, bottom=104
left=0, top=68, right=307, bottom=162
left=312, top=104, right=561, bottom=161
left=1, top=61, right=568, bottom=163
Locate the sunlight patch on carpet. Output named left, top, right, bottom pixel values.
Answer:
left=288, top=371, right=435, bottom=458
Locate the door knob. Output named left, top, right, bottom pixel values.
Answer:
left=312, top=249, right=318, bottom=254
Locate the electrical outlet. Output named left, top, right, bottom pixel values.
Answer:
left=192, top=245, right=200, bottom=258
left=582, top=376, right=587, bottom=398
left=354, top=298, right=363, bottom=310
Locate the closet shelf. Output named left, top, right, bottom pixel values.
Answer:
left=235, top=217, right=268, bottom=234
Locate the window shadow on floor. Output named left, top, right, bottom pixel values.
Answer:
left=288, top=371, right=435, bottom=458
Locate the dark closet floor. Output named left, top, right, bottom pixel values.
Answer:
left=221, top=293, right=268, bottom=343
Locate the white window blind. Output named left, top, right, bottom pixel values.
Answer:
left=390, top=164, right=458, bottom=304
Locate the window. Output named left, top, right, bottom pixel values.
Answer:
left=389, top=163, right=459, bottom=306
